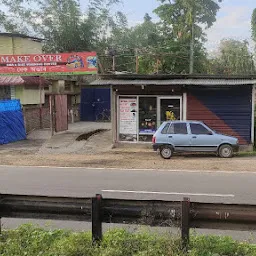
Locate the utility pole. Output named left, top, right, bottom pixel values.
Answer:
left=189, top=18, right=195, bottom=74
left=112, top=55, right=116, bottom=72
left=135, top=48, right=139, bottom=74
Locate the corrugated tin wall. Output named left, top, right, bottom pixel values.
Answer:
left=80, top=88, right=110, bottom=121
left=187, top=86, right=252, bottom=145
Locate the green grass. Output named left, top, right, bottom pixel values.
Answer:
left=1, top=224, right=256, bottom=256
left=237, top=151, right=256, bottom=157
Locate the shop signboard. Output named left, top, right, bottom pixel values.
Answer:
left=119, top=98, right=137, bottom=141
left=0, top=52, right=97, bottom=76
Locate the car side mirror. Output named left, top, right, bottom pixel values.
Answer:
left=207, top=132, right=213, bottom=135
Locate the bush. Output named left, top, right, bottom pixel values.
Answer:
left=1, top=225, right=256, bottom=256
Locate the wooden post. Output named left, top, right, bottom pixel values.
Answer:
left=135, top=48, right=139, bottom=74
left=98, top=58, right=105, bottom=74
left=181, top=197, right=190, bottom=251
left=157, top=59, right=160, bottom=74
left=39, top=77, right=43, bottom=129
left=189, top=14, right=195, bottom=74
left=112, top=56, right=116, bottom=72
left=49, top=95, right=54, bottom=137
left=92, top=194, right=103, bottom=244
left=111, top=87, right=117, bottom=145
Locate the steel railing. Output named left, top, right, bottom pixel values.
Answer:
left=1, top=193, right=256, bottom=248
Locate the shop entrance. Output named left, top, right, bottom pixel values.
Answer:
left=158, top=97, right=182, bottom=126
left=118, top=95, right=182, bottom=143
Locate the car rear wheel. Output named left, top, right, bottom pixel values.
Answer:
left=218, top=144, right=233, bottom=158
left=160, top=146, right=173, bottom=159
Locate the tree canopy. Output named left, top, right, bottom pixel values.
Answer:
left=1, top=0, right=254, bottom=75
left=208, top=39, right=255, bottom=75
left=0, top=0, right=125, bottom=53
left=252, top=8, right=256, bottom=43
left=154, top=0, right=222, bottom=42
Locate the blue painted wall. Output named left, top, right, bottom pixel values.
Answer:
left=80, top=88, right=111, bottom=121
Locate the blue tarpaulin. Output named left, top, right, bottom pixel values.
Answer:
left=0, top=100, right=26, bottom=145
left=0, top=100, right=21, bottom=112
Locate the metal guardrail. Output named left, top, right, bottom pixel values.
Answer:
left=1, top=193, right=256, bottom=248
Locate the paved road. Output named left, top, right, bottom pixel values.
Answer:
left=1, top=165, right=256, bottom=239
left=0, top=165, right=256, bottom=203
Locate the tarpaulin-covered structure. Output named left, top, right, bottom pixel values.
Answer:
left=0, top=99, right=26, bottom=145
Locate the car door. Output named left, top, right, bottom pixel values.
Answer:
left=189, top=123, right=219, bottom=151
left=167, top=122, right=190, bottom=151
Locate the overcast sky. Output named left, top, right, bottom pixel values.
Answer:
left=82, top=0, right=255, bottom=51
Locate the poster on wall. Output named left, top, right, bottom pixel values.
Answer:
left=119, top=98, right=137, bottom=141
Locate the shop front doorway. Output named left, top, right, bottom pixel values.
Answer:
left=118, top=95, right=182, bottom=143
left=158, top=97, right=182, bottom=127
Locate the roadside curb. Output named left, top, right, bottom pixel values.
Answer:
left=0, top=165, right=256, bottom=175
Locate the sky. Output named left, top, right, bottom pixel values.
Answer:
left=82, top=0, right=255, bottom=52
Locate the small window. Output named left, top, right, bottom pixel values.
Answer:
left=161, top=123, right=170, bottom=134
left=168, top=123, right=188, bottom=134
left=190, top=123, right=211, bottom=135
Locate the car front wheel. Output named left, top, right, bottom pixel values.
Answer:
left=218, top=144, right=233, bottom=158
left=160, top=146, right=173, bottom=159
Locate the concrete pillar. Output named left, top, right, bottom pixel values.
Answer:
left=70, top=82, right=74, bottom=93
left=52, top=80, right=65, bottom=94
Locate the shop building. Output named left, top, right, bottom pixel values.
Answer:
left=91, top=74, right=256, bottom=150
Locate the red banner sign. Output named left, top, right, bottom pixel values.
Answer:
left=0, top=52, right=97, bottom=76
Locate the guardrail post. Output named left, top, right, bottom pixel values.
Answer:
left=181, top=197, right=190, bottom=251
left=92, top=194, right=103, bottom=244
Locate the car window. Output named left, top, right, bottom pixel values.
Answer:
left=161, top=123, right=170, bottom=134
left=190, top=123, right=211, bottom=135
left=168, top=123, right=187, bottom=134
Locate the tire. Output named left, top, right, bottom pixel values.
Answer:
left=160, top=146, right=173, bottom=159
left=218, top=144, right=233, bottom=158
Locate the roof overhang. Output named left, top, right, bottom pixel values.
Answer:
left=0, top=76, right=50, bottom=86
left=90, top=74, right=256, bottom=87
left=0, top=32, right=44, bottom=42
left=91, top=79, right=256, bottom=86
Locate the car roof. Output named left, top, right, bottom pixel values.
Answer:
left=165, top=120, right=203, bottom=124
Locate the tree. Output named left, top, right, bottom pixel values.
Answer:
left=154, top=0, right=222, bottom=74
left=87, top=0, right=127, bottom=52
left=0, top=0, right=125, bottom=53
left=252, top=8, right=256, bottom=43
left=154, top=0, right=222, bottom=41
left=98, top=13, right=163, bottom=73
left=208, top=39, right=255, bottom=75
left=102, top=0, right=222, bottom=74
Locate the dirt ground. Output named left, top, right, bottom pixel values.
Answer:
left=0, top=122, right=256, bottom=172
left=0, top=148, right=256, bottom=172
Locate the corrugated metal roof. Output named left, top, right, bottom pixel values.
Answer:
left=0, top=76, right=23, bottom=86
left=99, top=73, right=256, bottom=80
left=91, top=79, right=256, bottom=86
left=0, top=33, right=43, bottom=42
left=0, top=76, right=49, bottom=86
